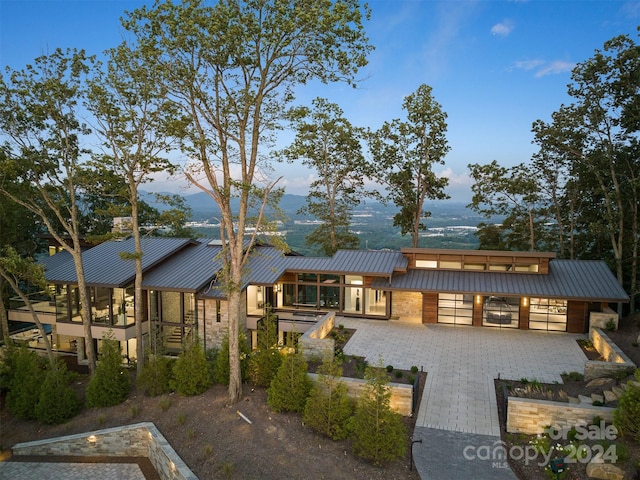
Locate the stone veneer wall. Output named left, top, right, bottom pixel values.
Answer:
left=506, top=397, right=614, bottom=435
left=307, top=373, right=413, bottom=416
left=299, top=312, right=335, bottom=360
left=589, top=308, right=619, bottom=330
left=11, top=422, right=198, bottom=480
left=584, top=327, right=636, bottom=381
left=390, top=291, right=422, bottom=323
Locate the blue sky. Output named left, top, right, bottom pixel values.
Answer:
left=1, top=0, right=639, bottom=202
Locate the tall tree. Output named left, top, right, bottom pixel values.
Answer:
left=281, top=98, right=366, bottom=255
left=86, top=42, right=181, bottom=373
left=122, top=0, right=373, bottom=403
left=0, top=154, right=42, bottom=344
left=368, top=84, right=449, bottom=248
left=0, top=49, right=98, bottom=372
left=467, top=160, right=544, bottom=252
left=531, top=34, right=640, bottom=311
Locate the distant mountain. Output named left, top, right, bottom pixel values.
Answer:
left=140, top=190, right=483, bottom=224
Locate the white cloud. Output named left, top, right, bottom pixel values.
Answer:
left=509, top=59, right=574, bottom=77
left=534, top=60, right=575, bottom=77
left=491, top=20, right=514, bottom=36
left=513, top=59, right=544, bottom=71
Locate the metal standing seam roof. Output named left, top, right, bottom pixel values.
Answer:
left=282, top=250, right=408, bottom=276
left=43, top=237, right=194, bottom=288
left=142, top=239, right=224, bottom=292
left=371, top=259, right=629, bottom=302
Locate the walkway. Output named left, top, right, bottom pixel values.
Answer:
left=338, top=318, right=587, bottom=480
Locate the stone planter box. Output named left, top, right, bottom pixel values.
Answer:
left=308, top=372, right=413, bottom=416
left=299, top=312, right=335, bottom=360
left=584, top=327, right=636, bottom=381
left=11, top=422, right=197, bottom=480
left=507, top=396, right=614, bottom=435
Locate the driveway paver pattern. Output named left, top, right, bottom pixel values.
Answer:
left=338, top=318, right=588, bottom=480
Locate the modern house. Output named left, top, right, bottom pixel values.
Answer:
left=7, top=237, right=629, bottom=363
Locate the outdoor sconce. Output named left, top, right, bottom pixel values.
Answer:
left=522, top=297, right=529, bottom=307
left=475, top=295, right=482, bottom=305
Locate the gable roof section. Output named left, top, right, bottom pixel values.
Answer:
left=142, top=239, right=224, bottom=292
left=371, top=259, right=628, bottom=302
left=44, top=237, right=194, bottom=288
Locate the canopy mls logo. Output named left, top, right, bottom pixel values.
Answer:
left=462, top=422, right=619, bottom=468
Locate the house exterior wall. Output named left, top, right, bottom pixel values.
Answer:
left=198, top=292, right=248, bottom=351
left=422, top=293, right=438, bottom=324
left=567, top=301, right=588, bottom=333
left=391, top=291, right=423, bottom=324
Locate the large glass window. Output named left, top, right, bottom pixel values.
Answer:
left=529, top=298, right=567, bottom=331
left=365, top=289, right=386, bottom=316
left=438, top=294, right=473, bottom=325
left=296, top=284, right=318, bottom=308
left=483, top=296, right=519, bottom=328
left=320, top=285, right=340, bottom=308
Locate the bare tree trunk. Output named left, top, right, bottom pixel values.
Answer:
left=71, top=248, right=96, bottom=374
left=0, top=277, right=9, bottom=344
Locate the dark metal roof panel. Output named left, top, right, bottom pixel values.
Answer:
left=372, top=259, right=628, bottom=302
left=283, top=250, right=406, bottom=276
left=142, top=239, right=224, bottom=291
left=244, top=247, right=290, bottom=285
left=45, top=237, right=193, bottom=287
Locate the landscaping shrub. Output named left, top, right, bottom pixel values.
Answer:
left=349, top=361, right=407, bottom=465
left=303, top=355, right=353, bottom=440
left=86, top=332, right=130, bottom=408
left=6, top=346, right=46, bottom=420
left=248, top=312, right=282, bottom=387
left=213, top=330, right=250, bottom=385
left=172, top=335, right=211, bottom=396
left=137, top=353, right=175, bottom=397
left=267, top=349, right=312, bottom=413
left=35, top=361, right=82, bottom=424
left=613, top=368, right=640, bottom=442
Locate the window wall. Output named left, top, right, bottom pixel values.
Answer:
left=148, top=291, right=196, bottom=355
left=279, top=273, right=386, bottom=317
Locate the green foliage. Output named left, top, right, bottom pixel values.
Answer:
left=86, top=332, right=130, bottom=408
left=613, top=369, right=640, bottom=442
left=213, top=330, right=250, bottom=385
left=248, top=311, right=283, bottom=387
left=267, top=350, right=312, bottom=413
left=348, top=361, right=407, bottom=465
left=605, top=319, right=616, bottom=331
left=280, top=98, right=369, bottom=256
left=303, top=355, right=353, bottom=440
left=171, top=335, right=211, bottom=396
left=35, top=361, right=82, bottom=424
left=5, top=347, right=45, bottom=420
left=137, top=354, right=175, bottom=397
left=367, top=84, right=450, bottom=248
left=386, top=365, right=394, bottom=372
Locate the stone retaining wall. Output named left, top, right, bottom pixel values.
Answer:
left=506, top=397, right=614, bottom=435
left=299, top=312, right=335, bottom=360
left=11, top=422, right=197, bottom=480
left=585, top=328, right=636, bottom=381
left=308, top=373, right=413, bottom=416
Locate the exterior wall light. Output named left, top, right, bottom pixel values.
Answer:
left=87, top=435, right=97, bottom=444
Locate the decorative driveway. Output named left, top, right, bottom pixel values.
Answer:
left=338, top=318, right=588, bottom=480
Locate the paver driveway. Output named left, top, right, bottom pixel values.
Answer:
left=338, top=318, right=589, bottom=480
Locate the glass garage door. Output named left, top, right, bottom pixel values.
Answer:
left=529, top=298, right=567, bottom=331
left=438, top=293, right=473, bottom=325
